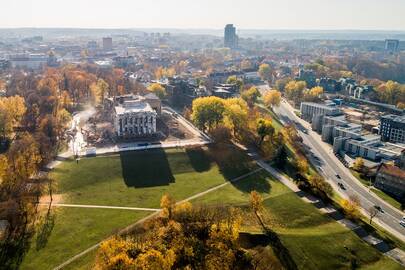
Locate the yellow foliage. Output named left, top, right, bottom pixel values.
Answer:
left=263, top=90, right=281, bottom=108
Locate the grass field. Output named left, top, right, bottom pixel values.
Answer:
left=194, top=172, right=402, bottom=270
left=20, top=208, right=149, bottom=270
left=20, top=146, right=257, bottom=270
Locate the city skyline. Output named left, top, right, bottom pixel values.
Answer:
left=2, top=0, right=405, bottom=30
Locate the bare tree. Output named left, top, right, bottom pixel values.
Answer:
left=369, top=207, right=378, bottom=225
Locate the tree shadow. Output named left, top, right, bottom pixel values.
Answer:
left=35, top=206, right=55, bottom=251
left=209, top=145, right=253, bottom=181
left=185, top=147, right=211, bottom=173
left=120, top=149, right=175, bottom=188
left=232, top=172, right=272, bottom=194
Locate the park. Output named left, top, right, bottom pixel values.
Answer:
left=20, top=144, right=401, bottom=270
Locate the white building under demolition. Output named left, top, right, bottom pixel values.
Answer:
left=105, top=95, right=160, bottom=138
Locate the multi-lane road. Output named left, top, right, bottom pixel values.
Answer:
left=273, top=99, right=405, bottom=242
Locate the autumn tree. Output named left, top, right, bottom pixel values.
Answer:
left=341, top=195, right=361, bottom=220
left=90, top=79, right=109, bottom=105
left=285, top=81, right=306, bottom=104
left=256, top=118, right=274, bottom=145
left=308, top=174, right=333, bottom=199
left=352, top=157, right=365, bottom=172
left=223, top=98, right=248, bottom=137
left=160, top=194, right=176, bottom=220
left=241, top=86, right=261, bottom=107
left=303, top=86, right=324, bottom=102
left=191, top=96, right=226, bottom=131
left=250, top=191, right=266, bottom=231
left=226, top=75, right=244, bottom=92
left=295, top=156, right=309, bottom=175
left=258, top=63, right=273, bottom=82
left=263, top=90, right=281, bottom=109
left=0, top=96, right=27, bottom=140
left=147, top=83, right=166, bottom=99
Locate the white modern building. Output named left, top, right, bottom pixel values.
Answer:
left=113, top=96, right=157, bottom=138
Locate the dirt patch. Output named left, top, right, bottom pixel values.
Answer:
left=39, top=194, right=63, bottom=205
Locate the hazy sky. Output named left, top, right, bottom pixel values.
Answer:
left=2, top=0, right=405, bottom=30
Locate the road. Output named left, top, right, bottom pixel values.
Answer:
left=273, top=99, right=405, bottom=242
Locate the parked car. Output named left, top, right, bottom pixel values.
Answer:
left=338, top=182, right=346, bottom=190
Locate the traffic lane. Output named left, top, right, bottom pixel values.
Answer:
left=301, top=132, right=405, bottom=235
left=274, top=104, right=405, bottom=235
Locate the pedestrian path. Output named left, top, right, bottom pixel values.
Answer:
left=39, top=203, right=160, bottom=212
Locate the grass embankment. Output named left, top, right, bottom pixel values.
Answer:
left=21, top=146, right=257, bottom=270
left=195, top=172, right=402, bottom=270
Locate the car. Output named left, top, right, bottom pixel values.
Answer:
left=336, top=174, right=341, bottom=179
left=138, top=143, right=149, bottom=147
left=338, top=182, right=346, bottom=190
left=374, top=205, right=384, bottom=213
left=400, top=221, right=405, bottom=228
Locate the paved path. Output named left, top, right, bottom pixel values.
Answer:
left=39, top=203, right=160, bottom=212
left=52, top=168, right=263, bottom=270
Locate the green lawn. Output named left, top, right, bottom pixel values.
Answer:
left=53, top=146, right=256, bottom=207
left=20, top=146, right=257, bottom=270
left=20, top=208, right=149, bottom=270
left=194, top=173, right=402, bottom=270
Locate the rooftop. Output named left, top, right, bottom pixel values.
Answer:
left=115, top=100, right=155, bottom=115
left=381, top=114, right=405, bottom=124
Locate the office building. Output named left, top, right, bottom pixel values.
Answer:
left=384, top=39, right=400, bottom=53
left=224, top=24, right=238, bottom=49
left=103, top=37, right=113, bottom=51
left=374, top=163, right=405, bottom=199
left=300, top=102, right=342, bottom=123
left=380, top=114, right=405, bottom=144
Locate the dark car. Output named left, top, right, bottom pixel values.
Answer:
left=374, top=205, right=384, bottom=213
left=336, top=174, right=341, bottom=179
left=338, top=182, right=346, bottom=190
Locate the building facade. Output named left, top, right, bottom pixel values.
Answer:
left=380, top=114, right=405, bottom=144
left=224, top=24, right=238, bottom=49
left=300, top=102, right=342, bottom=123
left=107, top=95, right=158, bottom=138
left=103, top=37, right=113, bottom=51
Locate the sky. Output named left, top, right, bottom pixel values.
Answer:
left=1, top=0, right=405, bottom=30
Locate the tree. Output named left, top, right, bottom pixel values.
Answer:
left=296, top=156, right=309, bottom=175
left=0, top=95, right=27, bottom=140
left=191, top=96, right=226, bottom=131
left=352, top=157, right=365, bottom=172
left=147, top=83, right=166, bottom=99
left=285, top=81, right=306, bottom=104
left=258, top=63, right=273, bottom=82
left=250, top=191, right=266, bottom=230
left=308, top=174, right=333, bottom=198
left=341, top=195, right=361, bottom=220
left=368, top=207, right=378, bottom=225
left=0, top=155, right=7, bottom=184
left=226, top=75, right=244, bottom=92
left=223, top=98, right=248, bottom=137
left=160, top=194, right=176, bottom=220
left=241, top=86, right=261, bottom=106
left=256, top=118, right=274, bottom=145
left=304, top=86, right=324, bottom=102
left=263, top=90, right=281, bottom=108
